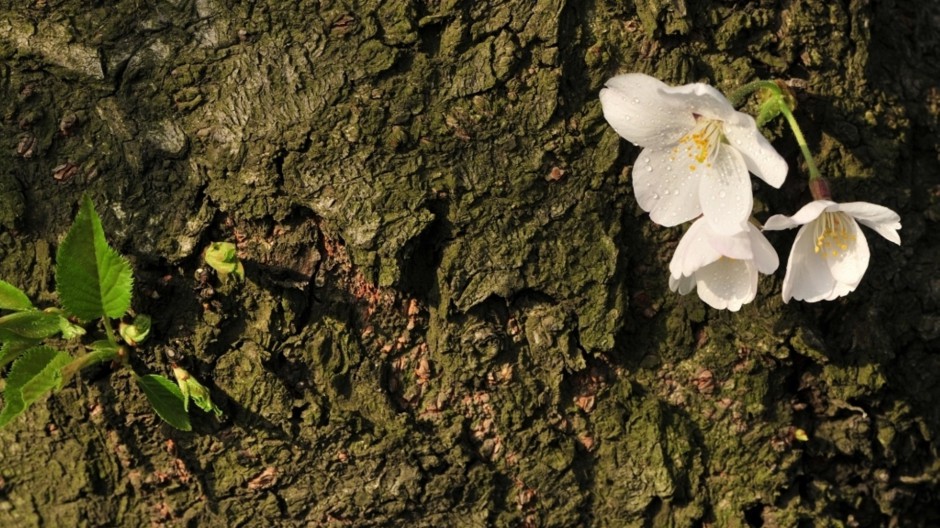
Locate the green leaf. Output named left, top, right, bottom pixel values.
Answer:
left=119, top=314, right=151, bottom=346
left=190, top=386, right=223, bottom=417
left=0, top=280, right=33, bottom=311
left=0, top=346, right=71, bottom=428
left=0, top=339, right=41, bottom=368
left=204, top=242, right=244, bottom=280
left=0, top=311, right=64, bottom=341
left=173, top=366, right=223, bottom=417
left=757, top=98, right=784, bottom=128
left=55, top=195, right=134, bottom=321
left=57, top=315, right=86, bottom=340
left=136, top=374, right=192, bottom=431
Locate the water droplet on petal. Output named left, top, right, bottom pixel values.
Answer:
left=646, top=166, right=653, bottom=172
left=652, top=193, right=660, bottom=200
left=719, top=190, right=727, bottom=198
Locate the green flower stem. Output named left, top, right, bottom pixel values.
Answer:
left=777, top=103, right=823, bottom=182
left=731, top=78, right=824, bottom=185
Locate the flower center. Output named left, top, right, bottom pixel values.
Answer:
left=673, top=117, right=723, bottom=172
left=814, top=212, right=855, bottom=257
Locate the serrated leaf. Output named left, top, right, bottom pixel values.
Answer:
left=137, top=374, right=192, bottom=431
left=0, top=346, right=71, bottom=428
left=0, top=393, right=25, bottom=429
left=0, top=280, right=33, bottom=311
left=0, top=311, right=63, bottom=340
left=55, top=195, right=134, bottom=321
left=0, top=339, right=40, bottom=368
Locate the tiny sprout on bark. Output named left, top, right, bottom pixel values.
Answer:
left=119, top=314, right=152, bottom=346
left=204, top=242, right=245, bottom=282
left=173, top=365, right=223, bottom=417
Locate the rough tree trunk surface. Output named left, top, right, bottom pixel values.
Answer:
left=1, top=0, right=938, bottom=526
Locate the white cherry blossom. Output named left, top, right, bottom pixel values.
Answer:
left=763, top=200, right=901, bottom=303
left=600, top=73, right=787, bottom=234
left=669, top=217, right=779, bottom=311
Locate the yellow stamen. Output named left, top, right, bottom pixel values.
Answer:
left=814, top=212, right=856, bottom=258
left=675, top=118, right=723, bottom=167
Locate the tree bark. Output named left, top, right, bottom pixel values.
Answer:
left=1, top=0, right=938, bottom=526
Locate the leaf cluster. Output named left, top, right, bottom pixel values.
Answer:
left=0, top=195, right=220, bottom=430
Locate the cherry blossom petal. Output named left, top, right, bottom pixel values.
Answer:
left=838, top=202, right=902, bottom=245
left=706, top=227, right=754, bottom=260
left=722, top=115, right=788, bottom=188
left=825, top=277, right=860, bottom=301
left=699, top=146, right=752, bottom=235
left=763, top=200, right=836, bottom=231
left=762, top=214, right=795, bottom=231
left=670, top=220, right=775, bottom=311
left=600, top=74, right=696, bottom=147
left=633, top=146, right=702, bottom=227
left=748, top=225, right=780, bottom=275
left=660, top=82, right=738, bottom=121
left=669, top=218, right=722, bottom=277
left=695, top=258, right=757, bottom=312
left=782, top=224, right=838, bottom=303
left=824, top=218, right=870, bottom=286
left=669, top=274, right=696, bottom=295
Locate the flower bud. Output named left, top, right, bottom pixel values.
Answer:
left=809, top=177, right=831, bottom=201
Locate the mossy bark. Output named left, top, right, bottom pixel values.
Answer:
left=1, top=0, right=938, bottom=526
